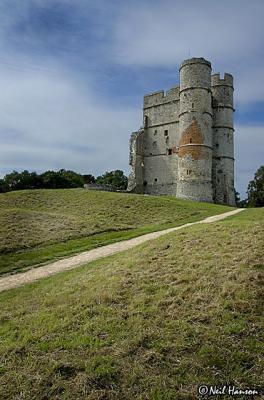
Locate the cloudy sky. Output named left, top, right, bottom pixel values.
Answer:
left=0, top=0, right=263, bottom=197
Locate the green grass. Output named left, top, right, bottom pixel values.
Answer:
left=0, top=208, right=263, bottom=399
left=0, top=189, right=233, bottom=275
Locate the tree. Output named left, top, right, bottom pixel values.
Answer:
left=0, top=179, right=7, bottom=193
left=96, top=170, right=128, bottom=190
left=59, top=169, right=84, bottom=188
left=82, top=174, right=95, bottom=184
left=235, top=190, right=248, bottom=208
left=0, top=169, right=85, bottom=192
left=3, top=170, right=42, bottom=191
left=41, top=169, right=84, bottom=189
left=235, top=190, right=240, bottom=207
left=247, top=165, right=264, bottom=207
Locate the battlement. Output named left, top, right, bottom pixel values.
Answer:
left=129, top=56, right=236, bottom=206
left=211, top=73, right=233, bottom=87
left=166, top=86, right=180, bottom=100
left=180, top=57, right=211, bottom=71
left=144, top=87, right=179, bottom=108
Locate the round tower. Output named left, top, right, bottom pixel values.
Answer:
left=176, top=58, right=213, bottom=202
left=211, top=73, right=236, bottom=206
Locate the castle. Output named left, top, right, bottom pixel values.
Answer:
left=127, top=57, right=236, bottom=206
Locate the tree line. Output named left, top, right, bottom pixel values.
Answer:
left=0, top=165, right=263, bottom=207
left=0, top=169, right=128, bottom=192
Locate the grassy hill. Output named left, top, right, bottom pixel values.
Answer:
left=0, top=208, right=263, bottom=399
left=0, top=189, right=232, bottom=275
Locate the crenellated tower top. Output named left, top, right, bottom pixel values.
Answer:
left=143, top=87, right=179, bottom=108
left=127, top=57, right=236, bottom=205
left=211, top=73, right=233, bottom=88
left=179, top=57, right=211, bottom=71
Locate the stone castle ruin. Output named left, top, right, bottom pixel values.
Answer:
left=127, top=58, right=236, bottom=206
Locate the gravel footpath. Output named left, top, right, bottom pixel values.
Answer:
left=0, top=209, right=244, bottom=293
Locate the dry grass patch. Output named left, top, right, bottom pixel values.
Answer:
left=0, top=189, right=232, bottom=275
left=0, top=208, right=263, bottom=399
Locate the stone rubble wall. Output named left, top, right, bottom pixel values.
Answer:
left=211, top=73, right=236, bottom=205
left=177, top=58, right=213, bottom=203
left=127, top=58, right=235, bottom=206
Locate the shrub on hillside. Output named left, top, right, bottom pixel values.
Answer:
left=3, top=170, right=43, bottom=191
left=247, top=165, right=264, bottom=207
left=96, top=170, right=128, bottom=190
left=0, top=169, right=85, bottom=191
left=41, top=170, right=84, bottom=189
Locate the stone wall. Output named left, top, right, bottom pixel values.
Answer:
left=127, top=130, right=144, bottom=193
left=134, top=86, right=180, bottom=195
left=211, top=73, right=236, bottom=205
left=84, top=184, right=115, bottom=192
left=127, top=58, right=236, bottom=206
left=177, top=58, right=213, bottom=203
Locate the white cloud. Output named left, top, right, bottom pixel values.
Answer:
left=0, top=0, right=263, bottom=200
left=113, top=1, right=263, bottom=65
left=0, top=64, right=141, bottom=177
left=111, top=0, right=264, bottom=104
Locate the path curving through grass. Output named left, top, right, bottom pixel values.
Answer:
left=0, top=209, right=244, bottom=292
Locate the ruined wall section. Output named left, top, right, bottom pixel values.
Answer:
left=142, top=87, right=180, bottom=195
left=127, top=129, right=145, bottom=193
left=176, top=58, right=213, bottom=202
left=211, top=73, right=236, bottom=206
left=127, top=57, right=236, bottom=205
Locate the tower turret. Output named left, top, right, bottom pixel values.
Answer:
left=176, top=58, right=213, bottom=202
left=211, top=73, right=236, bottom=206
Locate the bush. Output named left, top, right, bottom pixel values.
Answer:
left=247, top=165, right=264, bottom=207
left=41, top=170, right=84, bottom=189
left=0, top=169, right=128, bottom=192
left=96, top=170, right=128, bottom=190
left=0, top=169, right=85, bottom=192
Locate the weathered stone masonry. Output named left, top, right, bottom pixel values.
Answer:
left=127, top=57, right=236, bottom=206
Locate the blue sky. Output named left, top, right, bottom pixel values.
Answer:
left=0, top=0, right=263, bottom=197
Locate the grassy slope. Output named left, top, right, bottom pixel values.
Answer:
left=0, top=189, right=232, bottom=275
left=0, top=208, right=263, bottom=399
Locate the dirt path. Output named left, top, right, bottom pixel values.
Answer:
left=0, top=209, right=244, bottom=293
